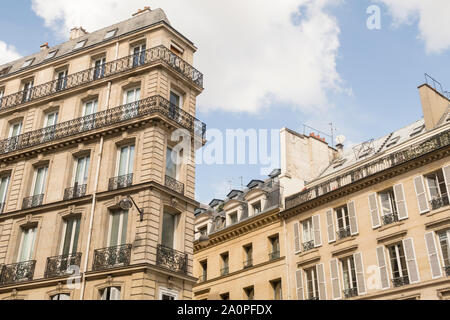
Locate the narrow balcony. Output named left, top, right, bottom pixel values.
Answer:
left=92, top=244, right=132, bottom=271
left=243, top=259, right=253, bottom=269
left=45, top=253, right=82, bottom=278
left=156, top=244, right=188, bottom=274
left=0, top=260, right=36, bottom=285
left=302, top=240, right=315, bottom=252
left=63, top=184, right=87, bottom=200
left=337, top=226, right=351, bottom=240
left=343, top=287, right=358, bottom=299
left=108, top=173, right=133, bottom=191
left=220, top=266, right=229, bottom=276
left=22, top=194, right=44, bottom=209
left=430, top=195, right=450, bottom=211
left=392, top=275, right=409, bottom=288
left=269, top=251, right=280, bottom=261
left=0, top=45, right=203, bottom=113
left=164, top=175, right=184, bottom=195
left=382, top=212, right=399, bottom=226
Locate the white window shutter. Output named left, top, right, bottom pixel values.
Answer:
left=293, top=222, right=301, bottom=253
left=368, top=193, right=381, bottom=229
left=329, top=258, right=341, bottom=300
left=316, top=263, right=327, bottom=300
left=353, top=252, right=367, bottom=295
left=393, top=183, right=408, bottom=220
left=347, top=201, right=359, bottom=235
left=413, top=176, right=429, bottom=214
left=326, top=209, right=336, bottom=243
left=424, top=232, right=443, bottom=279
left=295, top=269, right=304, bottom=300
left=442, top=165, right=450, bottom=198
left=402, top=238, right=420, bottom=284
left=312, top=214, right=322, bottom=247
left=376, top=246, right=390, bottom=290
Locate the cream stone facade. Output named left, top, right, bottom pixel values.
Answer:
left=0, top=7, right=205, bottom=300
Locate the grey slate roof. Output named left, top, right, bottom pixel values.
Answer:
left=0, top=8, right=172, bottom=79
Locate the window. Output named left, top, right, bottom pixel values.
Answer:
left=229, top=212, right=238, bottom=225
left=31, top=166, right=48, bottom=197
left=199, top=226, right=207, bottom=236
left=0, top=88, right=4, bottom=107
left=60, top=217, right=81, bottom=256
left=56, top=70, right=68, bottom=91
left=161, top=211, right=177, bottom=249
left=0, top=175, right=10, bottom=212
left=269, top=235, right=280, bottom=260
left=107, top=209, right=128, bottom=247
left=22, top=80, right=33, bottom=102
left=220, top=293, right=230, bottom=300
left=270, top=279, right=282, bottom=300
left=117, top=145, right=135, bottom=177
left=305, top=267, right=319, bottom=300
left=17, top=227, right=37, bottom=262
left=73, top=40, right=87, bottom=50
left=7, top=120, right=22, bottom=152
left=438, top=229, right=450, bottom=275
left=243, top=244, right=253, bottom=268
left=220, top=252, right=229, bottom=276
left=244, top=286, right=254, bottom=300
left=159, top=288, right=178, bottom=300
left=42, top=111, right=59, bottom=142
left=378, top=189, right=399, bottom=225
left=388, top=243, right=409, bottom=287
left=21, top=59, right=34, bottom=69
left=252, top=201, right=261, bottom=215
left=410, top=125, right=425, bottom=137
left=132, top=44, right=146, bottom=67
left=170, top=43, right=184, bottom=56
left=51, top=294, right=70, bottom=300
left=72, top=155, right=90, bottom=189
left=104, top=29, right=117, bottom=39
left=0, top=66, right=10, bottom=76
left=169, top=90, right=183, bottom=120
left=200, top=260, right=207, bottom=282
left=100, top=287, right=121, bottom=300
left=123, top=87, right=140, bottom=120
left=335, top=205, right=351, bottom=240
left=302, top=218, right=314, bottom=251
left=45, top=50, right=58, bottom=60
left=94, top=57, right=106, bottom=80
left=341, top=256, right=358, bottom=298
left=165, top=148, right=179, bottom=180
left=425, top=169, right=449, bottom=210
left=83, top=99, right=98, bottom=117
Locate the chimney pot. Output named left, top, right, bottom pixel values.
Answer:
left=40, top=42, right=49, bottom=51
left=132, top=6, right=151, bottom=17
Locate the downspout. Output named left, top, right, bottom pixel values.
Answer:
left=283, top=218, right=292, bottom=300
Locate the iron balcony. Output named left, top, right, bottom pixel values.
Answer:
left=382, top=212, right=399, bottom=226
left=45, top=253, right=82, bottom=278
left=337, top=226, right=351, bottom=240
left=164, top=175, right=185, bottom=195
left=108, top=173, right=133, bottom=191
left=343, top=287, right=358, bottom=299
left=0, top=260, right=36, bottom=285
left=156, top=244, right=188, bottom=274
left=63, top=184, right=87, bottom=200
left=392, top=275, right=410, bottom=288
left=302, top=240, right=315, bottom=252
left=92, top=244, right=132, bottom=271
left=22, top=194, right=44, bottom=209
left=430, top=195, right=450, bottom=211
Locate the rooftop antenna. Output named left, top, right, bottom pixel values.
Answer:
left=329, top=122, right=336, bottom=148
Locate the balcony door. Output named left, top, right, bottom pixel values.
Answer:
left=165, top=148, right=179, bottom=180
left=0, top=175, right=10, bottom=211
left=93, top=57, right=106, bottom=80
left=17, top=227, right=37, bottom=262
left=132, top=44, right=146, bottom=67
left=169, top=90, right=183, bottom=122
left=161, top=212, right=177, bottom=249
left=107, top=209, right=128, bottom=248
left=60, top=217, right=81, bottom=256
left=8, top=121, right=22, bottom=152
left=73, top=156, right=90, bottom=188
left=56, top=70, right=68, bottom=91
left=22, top=80, right=33, bottom=102
left=43, top=111, right=58, bottom=142
left=31, top=166, right=48, bottom=197
left=81, top=99, right=98, bottom=131
left=123, top=87, right=140, bottom=120
left=117, top=145, right=134, bottom=177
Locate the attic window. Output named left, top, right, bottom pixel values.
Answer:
left=0, top=66, right=10, bottom=76
left=333, top=158, right=347, bottom=169
left=104, top=29, right=117, bottom=39
left=385, top=136, right=400, bottom=148
left=45, top=50, right=58, bottom=60
left=21, top=59, right=34, bottom=69
left=410, top=125, right=425, bottom=137
left=170, top=42, right=184, bottom=56
left=73, top=40, right=87, bottom=50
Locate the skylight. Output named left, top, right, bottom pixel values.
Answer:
left=73, top=40, right=87, bottom=50
left=45, top=50, right=58, bottom=60
left=410, top=125, right=425, bottom=137
left=385, top=136, right=400, bottom=148
left=104, top=29, right=117, bottom=39
left=21, top=59, right=34, bottom=68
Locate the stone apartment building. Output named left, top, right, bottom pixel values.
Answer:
left=0, top=7, right=205, bottom=300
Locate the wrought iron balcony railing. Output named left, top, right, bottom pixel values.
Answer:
left=0, top=202, right=4, bottom=214
left=343, top=287, right=358, bottom=299
left=108, top=173, right=133, bottom=191
left=243, top=258, right=253, bottom=269
left=0, top=95, right=206, bottom=157
left=156, top=244, right=188, bottom=274
left=0, top=45, right=203, bottom=112
left=337, top=226, right=351, bottom=240
left=63, top=184, right=87, bottom=200
left=285, top=129, right=450, bottom=210
left=22, top=194, right=44, bottom=209
left=382, top=212, right=399, bottom=226
left=44, top=253, right=82, bottom=278
left=0, top=260, right=36, bottom=285
left=430, top=195, right=450, bottom=211
left=220, top=266, right=229, bottom=276
left=269, top=251, right=280, bottom=261
left=444, top=265, right=450, bottom=277
left=392, top=275, right=409, bottom=288
left=92, top=244, right=132, bottom=271
left=164, top=175, right=184, bottom=194
left=302, top=240, right=315, bottom=252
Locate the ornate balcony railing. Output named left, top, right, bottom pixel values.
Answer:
left=343, top=287, right=358, bottom=299
left=269, top=251, right=280, bottom=261
left=430, top=195, right=450, bottom=211
left=0, top=46, right=203, bottom=112
left=302, top=240, right=315, bottom=252
left=92, top=244, right=132, bottom=271
left=392, top=275, right=409, bottom=288
left=0, top=260, right=36, bottom=285
left=164, top=175, right=185, bottom=195
left=22, top=194, right=44, bottom=209
left=444, top=265, right=450, bottom=277
left=285, top=129, right=450, bottom=210
left=0, top=95, right=206, bottom=158
left=243, top=258, right=253, bottom=269
left=220, top=266, right=229, bottom=276
left=382, top=212, right=399, bottom=226
left=337, top=226, right=351, bottom=240
left=44, top=253, right=82, bottom=278
left=0, top=202, right=4, bottom=214
left=156, top=244, right=188, bottom=274
left=108, top=173, right=133, bottom=191
left=63, top=184, right=87, bottom=200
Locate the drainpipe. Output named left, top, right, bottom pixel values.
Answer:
left=283, top=219, right=291, bottom=300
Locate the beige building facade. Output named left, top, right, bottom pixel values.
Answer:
left=0, top=7, right=205, bottom=300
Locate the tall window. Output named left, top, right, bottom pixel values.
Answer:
left=425, top=169, right=449, bottom=206
left=220, top=252, right=229, bottom=275
left=341, top=256, right=358, bottom=294
left=244, top=244, right=253, bottom=268
left=165, top=148, right=178, bottom=180
left=94, top=57, right=106, bottom=80
left=0, top=88, right=4, bottom=107
left=220, top=293, right=230, bottom=300
left=56, top=70, right=68, bottom=91
left=388, top=243, right=409, bottom=286
left=22, top=80, right=33, bottom=102
left=117, top=145, right=135, bottom=177
left=51, top=294, right=70, bottom=300
left=378, top=188, right=398, bottom=225
left=161, top=212, right=177, bottom=249
left=302, top=218, right=314, bottom=251
left=0, top=175, right=10, bottom=212
left=31, top=166, right=48, bottom=196
left=270, top=279, right=282, bottom=300
left=73, top=155, right=90, bottom=188
left=229, top=212, right=238, bottom=225
left=17, top=227, right=37, bottom=262
left=132, top=44, right=146, bottom=67
left=269, top=235, right=280, bottom=260
left=438, top=229, right=450, bottom=271
left=100, top=287, right=121, bottom=300
left=305, top=267, right=319, bottom=300
left=169, top=90, right=182, bottom=120
left=244, top=286, right=254, bottom=300
left=61, top=217, right=81, bottom=255
left=252, top=201, right=261, bottom=215
left=335, top=205, right=351, bottom=239
left=9, top=121, right=22, bottom=138
left=123, top=87, right=140, bottom=120
left=43, top=111, right=59, bottom=142
left=81, top=99, right=98, bottom=131
left=200, top=260, right=207, bottom=282
left=107, top=209, right=128, bottom=247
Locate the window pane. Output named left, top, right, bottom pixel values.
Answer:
left=162, top=212, right=176, bottom=248
left=0, top=176, right=10, bottom=202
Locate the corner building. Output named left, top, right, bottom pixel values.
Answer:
left=0, top=7, right=205, bottom=300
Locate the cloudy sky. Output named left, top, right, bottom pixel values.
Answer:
left=1, top=0, right=450, bottom=203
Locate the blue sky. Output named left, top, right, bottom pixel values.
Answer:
left=1, top=1, right=450, bottom=204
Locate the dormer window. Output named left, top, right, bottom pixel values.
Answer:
left=21, top=59, right=34, bottom=69
left=410, top=125, right=425, bottom=137
left=73, top=40, right=87, bottom=50
left=0, top=66, right=10, bottom=76
left=229, top=212, right=238, bottom=225
left=386, top=136, right=400, bottom=148
left=104, top=29, right=117, bottom=40
left=45, top=50, right=58, bottom=60
left=252, top=201, right=262, bottom=215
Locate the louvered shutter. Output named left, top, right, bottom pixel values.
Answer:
left=347, top=201, right=359, bottom=235
left=376, top=246, right=390, bottom=289
left=294, top=222, right=301, bottom=253
left=326, top=209, right=336, bottom=243
left=424, top=232, right=443, bottom=279
left=403, top=238, right=420, bottom=284
left=330, top=258, right=341, bottom=299
left=393, top=183, right=408, bottom=220
left=353, top=252, right=366, bottom=295
left=413, top=176, right=429, bottom=214
left=295, top=269, right=304, bottom=300
left=442, top=165, right=450, bottom=198
left=368, top=193, right=381, bottom=229
left=316, top=263, right=327, bottom=300
left=312, top=215, right=322, bottom=247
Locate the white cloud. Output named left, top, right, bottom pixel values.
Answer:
left=0, top=41, right=21, bottom=65
left=378, top=0, right=450, bottom=54
left=31, top=0, right=343, bottom=113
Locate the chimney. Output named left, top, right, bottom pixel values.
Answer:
left=70, top=27, right=88, bottom=41
left=132, top=6, right=151, bottom=17
left=418, top=83, right=450, bottom=130
left=40, top=42, right=49, bottom=51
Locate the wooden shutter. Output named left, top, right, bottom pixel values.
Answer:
left=330, top=258, right=341, bottom=299
left=353, top=252, right=366, bottom=295
left=393, top=183, right=408, bottom=220
left=424, top=232, right=443, bottom=279
left=368, top=193, right=381, bottom=229
left=347, top=201, right=359, bottom=235
left=293, top=222, right=301, bottom=253
left=316, top=263, right=327, bottom=300
left=326, top=209, right=336, bottom=243
left=312, top=215, right=322, bottom=247
left=403, top=238, right=420, bottom=284
left=295, top=269, right=304, bottom=300
left=442, top=165, right=450, bottom=197
left=413, top=176, right=429, bottom=214
left=376, top=246, right=390, bottom=290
